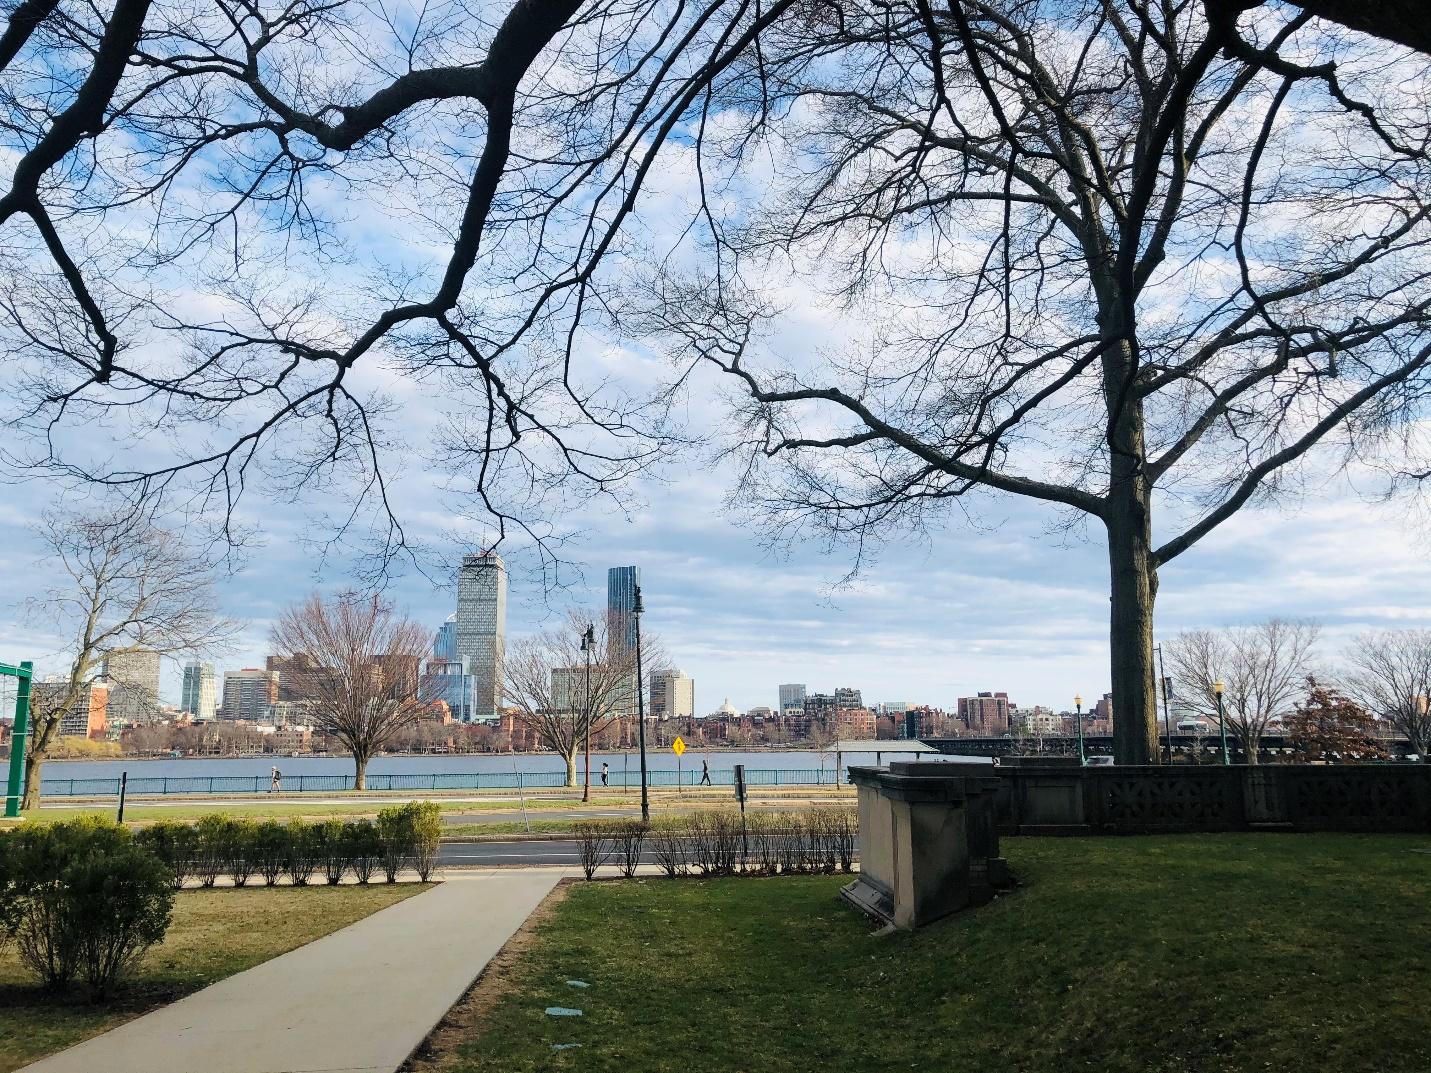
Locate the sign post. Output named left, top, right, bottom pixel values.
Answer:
left=672, top=735, right=686, bottom=792
left=733, top=763, right=749, bottom=861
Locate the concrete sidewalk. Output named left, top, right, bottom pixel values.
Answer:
left=21, top=871, right=564, bottom=1073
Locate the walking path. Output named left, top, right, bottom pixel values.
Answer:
left=20, top=870, right=563, bottom=1073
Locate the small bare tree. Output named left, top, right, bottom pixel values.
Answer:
left=20, top=507, right=234, bottom=807
left=269, top=592, right=430, bottom=789
left=1166, top=619, right=1320, bottom=763
left=1343, top=629, right=1431, bottom=761
left=503, top=610, right=661, bottom=787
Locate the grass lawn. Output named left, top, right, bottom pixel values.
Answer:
left=0, top=883, right=424, bottom=1072
left=425, top=834, right=1431, bottom=1073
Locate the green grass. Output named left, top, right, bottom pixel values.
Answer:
left=434, top=834, right=1431, bottom=1073
left=0, top=883, right=424, bottom=1072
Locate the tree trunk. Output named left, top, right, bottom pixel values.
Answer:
left=563, top=751, right=577, bottom=788
left=20, top=752, right=42, bottom=811
left=1104, top=385, right=1161, bottom=766
left=353, top=752, right=368, bottom=791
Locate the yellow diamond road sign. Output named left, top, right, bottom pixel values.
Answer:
left=672, top=736, right=686, bottom=756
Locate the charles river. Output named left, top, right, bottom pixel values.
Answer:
left=40, top=748, right=931, bottom=784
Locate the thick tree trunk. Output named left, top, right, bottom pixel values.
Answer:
left=20, top=752, right=42, bottom=811
left=353, top=752, right=368, bottom=791
left=563, top=751, right=577, bottom=788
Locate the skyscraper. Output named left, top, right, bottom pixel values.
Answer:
left=607, top=565, right=641, bottom=717
left=778, top=683, right=807, bottom=713
left=102, top=649, right=162, bottom=723
left=180, top=661, right=218, bottom=720
left=650, top=668, right=695, bottom=721
left=433, top=614, right=458, bottom=661
left=456, top=552, right=507, bottom=720
left=221, top=668, right=278, bottom=721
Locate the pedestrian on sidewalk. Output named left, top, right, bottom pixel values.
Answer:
left=600, top=762, right=609, bottom=787
left=700, top=759, right=712, bottom=785
left=270, top=766, right=282, bottom=793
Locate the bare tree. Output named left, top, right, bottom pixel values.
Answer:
left=269, top=592, right=430, bottom=789
left=1343, top=629, right=1431, bottom=761
left=1166, top=619, right=1320, bottom=763
left=503, top=609, right=660, bottom=786
left=637, top=2, right=1431, bottom=763
left=20, top=507, right=234, bottom=806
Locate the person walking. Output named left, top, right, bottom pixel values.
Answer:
left=700, top=759, right=712, bottom=786
left=600, top=762, right=609, bottom=787
left=270, top=766, right=282, bottom=793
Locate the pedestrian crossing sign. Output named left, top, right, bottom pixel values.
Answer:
left=672, top=736, right=686, bottom=756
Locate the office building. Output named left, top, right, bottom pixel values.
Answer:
left=421, top=657, right=476, bottom=722
left=551, top=666, right=587, bottom=714
left=606, top=566, right=641, bottom=717
left=778, top=683, right=806, bottom=713
left=180, top=661, right=218, bottom=720
left=221, top=668, right=279, bottom=721
left=32, top=680, right=109, bottom=739
left=456, top=552, right=507, bottom=720
left=433, top=614, right=458, bottom=661
left=102, top=649, right=162, bottom=723
left=649, top=668, right=695, bottom=721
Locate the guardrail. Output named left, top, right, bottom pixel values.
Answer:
left=38, top=767, right=844, bottom=797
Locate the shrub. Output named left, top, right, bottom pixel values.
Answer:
left=226, top=819, right=259, bottom=887
left=375, top=806, right=411, bottom=883
left=192, top=815, right=231, bottom=888
left=648, top=818, right=688, bottom=878
left=345, top=820, right=381, bottom=884
left=404, top=803, right=444, bottom=882
left=134, top=821, right=196, bottom=890
left=66, top=842, right=173, bottom=1000
left=311, top=821, right=350, bottom=885
left=6, top=819, right=174, bottom=998
left=283, top=822, right=317, bottom=886
left=574, top=821, right=612, bottom=880
left=613, top=820, right=647, bottom=878
left=252, top=820, right=289, bottom=886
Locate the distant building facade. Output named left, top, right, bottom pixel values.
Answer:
left=32, top=680, right=109, bottom=739
left=221, top=668, right=279, bottom=721
left=959, top=692, right=1012, bottom=735
left=649, top=668, right=695, bottom=721
left=456, top=552, right=507, bottom=720
left=778, top=683, right=806, bottom=713
left=180, top=661, right=217, bottom=721
left=102, top=649, right=162, bottom=723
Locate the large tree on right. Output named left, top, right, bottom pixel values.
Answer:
left=650, top=2, right=1431, bottom=763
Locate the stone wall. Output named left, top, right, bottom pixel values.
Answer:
left=995, top=764, right=1431, bottom=835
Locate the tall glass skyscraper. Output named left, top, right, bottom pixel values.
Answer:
left=607, top=566, right=640, bottom=717
left=433, top=614, right=458, bottom=661
left=456, top=553, right=507, bottom=720
left=180, top=661, right=217, bottom=720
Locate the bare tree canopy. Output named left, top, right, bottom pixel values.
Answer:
left=1343, top=629, right=1431, bottom=761
left=1166, top=619, right=1320, bottom=762
left=1217, top=1, right=1431, bottom=58
left=503, top=608, right=660, bottom=786
left=269, top=591, right=430, bottom=788
left=636, top=2, right=1431, bottom=762
left=20, top=506, right=234, bottom=805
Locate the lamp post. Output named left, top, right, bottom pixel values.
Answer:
left=633, top=583, right=650, bottom=823
left=581, top=624, right=595, bottom=803
left=1156, top=642, right=1174, bottom=765
left=1213, top=680, right=1230, bottom=765
left=1074, top=694, right=1086, bottom=766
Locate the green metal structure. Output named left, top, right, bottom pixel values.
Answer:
left=2, top=661, right=34, bottom=818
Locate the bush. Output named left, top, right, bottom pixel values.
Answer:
left=404, top=803, right=443, bottom=882
left=648, top=818, right=689, bottom=878
left=252, top=820, right=289, bottom=886
left=226, top=819, right=259, bottom=887
left=192, top=814, right=231, bottom=888
left=574, top=821, right=613, bottom=880
left=5, top=819, right=174, bottom=999
left=613, top=820, right=647, bottom=878
left=134, top=821, right=196, bottom=890
left=311, top=821, right=350, bottom=885
left=345, top=820, right=381, bottom=884
left=283, top=822, right=317, bottom=886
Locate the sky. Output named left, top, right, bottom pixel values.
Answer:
left=2, top=6, right=1429, bottom=714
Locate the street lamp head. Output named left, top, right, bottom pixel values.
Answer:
left=1212, top=680, right=1225, bottom=696
left=1073, top=694, right=1082, bottom=709
left=632, top=583, right=644, bottom=616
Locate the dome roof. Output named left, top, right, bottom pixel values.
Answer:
left=715, top=697, right=740, bottom=716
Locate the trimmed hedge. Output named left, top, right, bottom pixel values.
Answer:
left=129, top=803, right=441, bottom=888
left=576, top=807, right=857, bottom=880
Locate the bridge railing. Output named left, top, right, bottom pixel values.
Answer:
left=37, top=767, right=844, bottom=797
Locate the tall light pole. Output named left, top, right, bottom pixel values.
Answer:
left=633, top=582, right=650, bottom=823
left=1213, top=679, right=1230, bottom=765
left=581, top=623, right=595, bottom=803
left=1156, top=642, right=1174, bottom=765
left=1074, top=693, right=1086, bottom=766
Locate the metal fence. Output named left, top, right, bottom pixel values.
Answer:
left=38, top=767, right=842, bottom=797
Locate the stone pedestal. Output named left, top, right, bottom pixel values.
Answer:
left=841, top=763, right=1010, bottom=930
